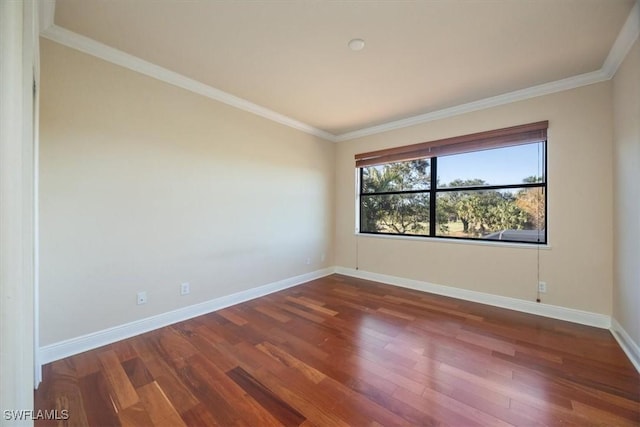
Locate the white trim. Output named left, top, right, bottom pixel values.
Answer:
left=1, top=0, right=37, bottom=411
left=37, top=0, right=55, bottom=33
left=334, top=70, right=608, bottom=142
left=336, top=1, right=639, bottom=141
left=38, top=266, right=635, bottom=372
left=39, top=268, right=334, bottom=364
left=38, top=2, right=639, bottom=143
left=610, top=318, right=640, bottom=374
left=34, top=0, right=43, bottom=390
left=355, top=231, right=552, bottom=251
left=39, top=25, right=337, bottom=143
left=602, top=1, right=640, bottom=79
left=334, top=267, right=611, bottom=329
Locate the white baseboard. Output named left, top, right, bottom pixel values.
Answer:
left=334, top=267, right=611, bottom=329
left=39, top=266, right=626, bottom=373
left=38, top=268, right=334, bottom=365
left=610, top=318, right=640, bottom=374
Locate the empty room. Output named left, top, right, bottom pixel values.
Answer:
left=1, top=0, right=639, bottom=425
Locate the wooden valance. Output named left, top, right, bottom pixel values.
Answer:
left=355, top=121, right=548, bottom=168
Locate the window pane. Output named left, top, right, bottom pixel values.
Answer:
left=436, top=187, right=545, bottom=243
left=361, top=193, right=430, bottom=235
left=362, top=159, right=430, bottom=193
left=437, top=143, right=544, bottom=188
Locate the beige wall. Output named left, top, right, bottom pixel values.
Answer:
left=335, top=82, right=614, bottom=315
left=613, top=38, right=640, bottom=344
left=40, top=33, right=627, bottom=348
left=39, top=39, right=335, bottom=346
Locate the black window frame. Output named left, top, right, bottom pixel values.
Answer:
left=358, top=140, right=548, bottom=245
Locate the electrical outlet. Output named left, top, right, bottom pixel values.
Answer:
left=137, top=291, right=147, bottom=305
left=538, top=281, right=547, bottom=293
left=305, top=257, right=311, bottom=265
left=321, top=252, right=326, bottom=262
left=180, top=282, right=190, bottom=296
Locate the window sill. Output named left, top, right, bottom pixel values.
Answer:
left=354, top=231, right=552, bottom=250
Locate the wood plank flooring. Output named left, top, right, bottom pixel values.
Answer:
left=35, top=274, right=640, bottom=426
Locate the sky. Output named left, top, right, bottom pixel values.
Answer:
left=437, top=143, right=544, bottom=186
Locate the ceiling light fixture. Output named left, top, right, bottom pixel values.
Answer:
left=348, top=38, right=365, bottom=51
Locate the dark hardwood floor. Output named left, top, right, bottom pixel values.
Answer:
left=35, top=274, right=640, bottom=426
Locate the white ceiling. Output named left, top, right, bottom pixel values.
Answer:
left=46, top=0, right=636, bottom=139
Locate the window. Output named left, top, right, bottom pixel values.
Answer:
left=356, top=122, right=547, bottom=244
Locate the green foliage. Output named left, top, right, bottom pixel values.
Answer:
left=361, top=160, right=430, bottom=234
left=361, top=162, right=543, bottom=237
left=362, top=159, right=430, bottom=193
left=522, top=175, right=543, bottom=183
left=439, top=188, right=528, bottom=236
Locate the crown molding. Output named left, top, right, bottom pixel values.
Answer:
left=335, top=1, right=638, bottom=142
left=39, top=1, right=638, bottom=144
left=37, top=0, right=55, bottom=34
left=40, top=25, right=337, bottom=142
left=602, top=1, right=640, bottom=79
left=334, top=69, right=609, bottom=142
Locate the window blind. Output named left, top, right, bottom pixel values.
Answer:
left=355, top=121, right=548, bottom=168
